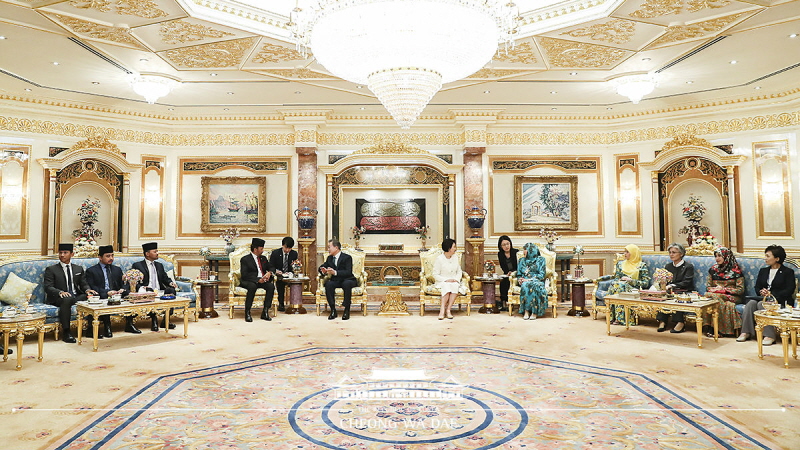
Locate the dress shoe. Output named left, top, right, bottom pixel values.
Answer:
left=762, top=337, right=776, bottom=346
left=85, top=328, right=103, bottom=339
left=103, top=328, right=113, bottom=338
left=124, top=322, right=142, bottom=334
left=342, top=310, right=350, bottom=320
left=328, top=311, right=337, bottom=320
left=245, top=312, right=253, bottom=322
left=529, top=315, right=537, bottom=320
left=62, top=334, right=76, bottom=343
left=160, top=320, right=176, bottom=330
left=0, top=346, right=12, bottom=355
left=736, top=333, right=750, bottom=342
left=278, top=304, right=286, bottom=312
left=261, top=309, right=270, bottom=320
left=151, top=318, right=160, bottom=331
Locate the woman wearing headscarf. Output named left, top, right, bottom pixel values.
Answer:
left=517, top=243, right=548, bottom=320
left=497, top=235, right=519, bottom=312
left=703, top=246, right=744, bottom=336
left=600, top=244, right=651, bottom=326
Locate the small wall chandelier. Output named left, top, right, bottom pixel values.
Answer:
left=130, top=73, right=179, bottom=104
left=290, top=0, right=519, bottom=128
left=612, top=74, right=658, bottom=104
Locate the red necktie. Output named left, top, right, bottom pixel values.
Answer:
left=258, top=257, right=265, bottom=277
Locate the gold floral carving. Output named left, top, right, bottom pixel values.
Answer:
left=467, top=68, right=527, bottom=78
left=561, top=19, right=636, bottom=45
left=464, top=129, right=486, bottom=143
left=649, top=13, right=746, bottom=46
left=539, top=38, right=629, bottom=68
left=252, top=43, right=307, bottom=63
left=296, top=130, right=317, bottom=142
left=261, top=68, right=331, bottom=79
left=49, top=14, right=143, bottom=48
left=660, top=134, right=713, bottom=152
left=159, top=20, right=234, bottom=45
left=629, top=0, right=730, bottom=20
left=351, top=141, right=430, bottom=156
left=493, top=42, right=537, bottom=64
left=318, top=133, right=462, bottom=146
left=162, top=37, right=258, bottom=68
left=70, top=136, right=122, bottom=154
left=70, top=0, right=168, bottom=19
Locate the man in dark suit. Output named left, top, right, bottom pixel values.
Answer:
left=85, top=245, right=141, bottom=337
left=132, top=242, right=177, bottom=331
left=43, top=243, right=97, bottom=343
left=268, top=236, right=298, bottom=312
left=240, top=237, right=275, bottom=322
left=318, top=239, right=357, bottom=321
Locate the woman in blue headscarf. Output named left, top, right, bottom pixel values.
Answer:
left=517, top=243, right=548, bottom=320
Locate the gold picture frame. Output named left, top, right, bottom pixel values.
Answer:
left=514, top=175, right=578, bottom=231
left=201, top=176, right=267, bottom=232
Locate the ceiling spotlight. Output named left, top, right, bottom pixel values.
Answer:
left=550, top=91, right=557, bottom=94
left=569, top=72, right=578, bottom=76
left=790, top=34, right=797, bottom=38
left=167, top=108, right=174, bottom=111
left=140, top=58, right=149, bottom=62
left=227, top=91, right=234, bottom=95
left=612, top=73, right=658, bottom=104
left=52, top=62, right=59, bottom=66
left=210, top=73, right=218, bottom=76
left=92, top=81, right=100, bottom=85
left=0, top=36, right=6, bottom=40
left=360, top=107, right=365, bottom=110
left=730, top=60, right=737, bottom=64
left=483, top=90, right=490, bottom=94
left=24, top=88, right=31, bottom=92
left=606, top=107, right=613, bottom=110
left=551, top=107, right=557, bottom=111
left=686, top=81, right=694, bottom=84
left=641, top=57, right=651, bottom=61
left=130, top=73, right=179, bottom=104
left=223, top=108, right=230, bottom=111
left=755, top=86, right=762, bottom=90
left=356, top=85, right=363, bottom=89
left=294, top=91, right=302, bottom=94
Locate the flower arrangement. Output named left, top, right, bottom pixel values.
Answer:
left=650, top=268, right=674, bottom=290
left=77, top=197, right=101, bottom=224
left=539, top=227, right=560, bottom=244
left=351, top=225, right=366, bottom=239
left=685, top=233, right=718, bottom=256
left=415, top=225, right=430, bottom=240
left=122, top=268, right=143, bottom=284
left=483, top=260, right=496, bottom=274
left=219, top=226, right=240, bottom=244
left=72, top=197, right=102, bottom=246
left=291, top=259, right=302, bottom=273
left=198, top=247, right=212, bottom=257
left=680, top=194, right=706, bottom=222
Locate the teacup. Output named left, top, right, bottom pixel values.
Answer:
left=88, top=296, right=100, bottom=303
left=3, top=309, right=17, bottom=317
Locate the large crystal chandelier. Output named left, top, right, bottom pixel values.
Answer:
left=290, top=0, right=519, bottom=128
left=130, top=73, right=179, bottom=104
left=612, top=74, right=658, bottom=104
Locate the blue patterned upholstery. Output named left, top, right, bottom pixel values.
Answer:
left=0, top=255, right=196, bottom=328
left=592, top=254, right=800, bottom=318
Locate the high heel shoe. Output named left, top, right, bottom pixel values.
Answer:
left=438, top=315, right=444, bottom=320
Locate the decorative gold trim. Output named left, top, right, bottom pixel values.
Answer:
left=752, top=140, right=793, bottom=238
left=251, top=42, right=308, bottom=64
left=47, top=13, right=144, bottom=49
left=161, top=37, right=259, bottom=69
left=629, top=0, right=731, bottom=20
left=648, top=13, right=749, bottom=48
left=0, top=143, right=30, bottom=241
left=615, top=154, right=642, bottom=237
left=493, top=42, right=537, bottom=64
left=351, top=141, right=430, bottom=156
left=159, top=20, right=235, bottom=45
left=139, top=155, right=165, bottom=239
left=560, top=19, right=637, bottom=45
left=539, top=37, right=630, bottom=68
left=70, top=136, right=123, bottom=154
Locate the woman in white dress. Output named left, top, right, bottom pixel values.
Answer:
left=434, top=238, right=464, bottom=320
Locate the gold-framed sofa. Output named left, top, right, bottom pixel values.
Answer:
left=506, top=245, right=559, bottom=317
left=227, top=245, right=278, bottom=319
left=419, top=248, right=472, bottom=316
left=315, top=245, right=369, bottom=316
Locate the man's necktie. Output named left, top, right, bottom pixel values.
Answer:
left=66, top=265, right=74, bottom=295
left=150, top=262, right=159, bottom=290
left=258, top=257, right=265, bottom=277
left=103, top=265, right=111, bottom=290
left=283, top=253, right=288, bottom=271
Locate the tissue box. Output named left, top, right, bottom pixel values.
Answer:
left=384, top=275, right=402, bottom=286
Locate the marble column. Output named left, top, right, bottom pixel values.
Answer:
left=297, top=146, right=318, bottom=295
left=463, top=146, right=485, bottom=289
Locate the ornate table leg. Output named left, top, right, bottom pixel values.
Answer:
left=792, top=329, right=798, bottom=360
left=624, top=306, right=630, bottom=331
left=92, top=317, right=100, bottom=352
left=781, top=329, right=790, bottom=369
left=756, top=324, right=764, bottom=360
left=695, top=314, right=704, bottom=348
left=2, top=331, right=8, bottom=362
left=77, top=312, right=83, bottom=345
left=165, top=310, right=171, bottom=334
left=37, top=326, right=44, bottom=362
left=713, top=306, right=719, bottom=342
left=15, top=329, right=24, bottom=370
left=183, top=306, right=189, bottom=338
left=606, top=307, right=611, bottom=335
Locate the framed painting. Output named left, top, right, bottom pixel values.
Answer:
left=201, top=176, right=267, bottom=232
left=514, top=175, right=578, bottom=231
left=355, top=198, right=426, bottom=234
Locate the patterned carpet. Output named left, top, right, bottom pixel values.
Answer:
left=51, top=347, right=771, bottom=450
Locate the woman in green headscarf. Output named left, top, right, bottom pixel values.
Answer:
left=517, top=243, right=548, bottom=320
left=600, top=244, right=651, bottom=326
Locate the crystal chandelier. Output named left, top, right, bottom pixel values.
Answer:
left=290, top=0, right=519, bottom=128
left=130, top=73, right=179, bottom=104
left=612, top=74, right=658, bottom=104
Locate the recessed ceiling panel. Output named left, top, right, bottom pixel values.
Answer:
left=43, top=12, right=147, bottom=49
left=40, top=0, right=188, bottom=28
left=542, top=17, right=665, bottom=51
left=0, top=2, right=67, bottom=33
left=725, top=1, right=800, bottom=32
left=645, top=10, right=758, bottom=49
left=538, top=37, right=633, bottom=69
left=132, top=18, right=254, bottom=52
left=157, top=36, right=259, bottom=70
left=613, top=0, right=763, bottom=27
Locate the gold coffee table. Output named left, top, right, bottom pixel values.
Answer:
left=754, top=310, right=800, bottom=369
left=0, top=312, right=46, bottom=370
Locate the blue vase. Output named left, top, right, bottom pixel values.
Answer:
left=295, top=207, right=318, bottom=237
left=225, top=243, right=235, bottom=254
left=464, top=207, right=488, bottom=238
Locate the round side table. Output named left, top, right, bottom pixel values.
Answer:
left=283, top=277, right=309, bottom=314
left=196, top=280, right=220, bottom=319
left=1, top=312, right=46, bottom=371
left=475, top=276, right=505, bottom=314
left=566, top=279, right=591, bottom=317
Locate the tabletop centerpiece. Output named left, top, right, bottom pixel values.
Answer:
left=291, top=259, right=303, bottom=277
left=220, top=226, right=240, bottom=254
left=483, top=260, right=496, bottom=277
left=198, top=247, right=211, bottom=280
left=72, top=197, right=102, bottom=258
left=351, top=225, right=366, bottom=251
left=415, top=225, right=430, bottom=251
left=678, top=194, right=711, bottom=247
left=122, top=268, right=144, bottom=294
left=539, top=227, right=560, bottom=252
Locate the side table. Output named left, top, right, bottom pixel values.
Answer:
left=754, top=311, right=800, bottom=369
left=566, top=279, right=591, bottom=317
left=284, top=276, right=309, bottom=314
left=196, top=280, right=220, bottom=319
left=0, top=312, right=46, bottom=371
left=475, top=276, right=505, bottom=314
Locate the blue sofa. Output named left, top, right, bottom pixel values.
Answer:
left=592, top=254, right=800, bottom=319
left=0, top=254, right=196, bottom=337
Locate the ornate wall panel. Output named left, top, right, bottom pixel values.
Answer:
left=0, top=144, right=30, bottom=241
left=140, top=156, right=165, bottom=239
left=752, top=140, right=793, bottom=238
left=615, top=154, right=642, bottom=237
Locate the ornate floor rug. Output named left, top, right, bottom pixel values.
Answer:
left=52, top=347, right=771, bottom=450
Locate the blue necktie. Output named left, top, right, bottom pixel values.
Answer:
left=103, top=265, right=111, bottom=290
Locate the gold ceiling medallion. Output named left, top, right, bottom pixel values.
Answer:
left=661, top=134, right=713, bottom=152
left=629, top=0, right=731, bottom=20
left=467, top=68, right=527, bottom=79
left=561, top=19, right=636, bottom=45
left=70, top=0, right=168, bottom=19
left=493, top=42, right=537, bottom=64
left=159, top=20, right=235, bottom=45
left=539, top=37, right=629, bottom=68
left=252, top=43, right=308, bottom=64
left=261, top=68, right=331, bottom=79
left=351, top=141, right=430, bottom=156
left=649, top=12, right=746, bottom=47
left=69, top=136, right=123, bottom=154
left=49, top=14, right=143, bottom=49
left=163, top=37, right=258, bottom=68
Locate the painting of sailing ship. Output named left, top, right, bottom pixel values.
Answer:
left=201, top=176, right=267, bottom=232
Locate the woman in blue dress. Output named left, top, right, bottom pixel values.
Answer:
left=517, top=243, right=548, bottom=320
